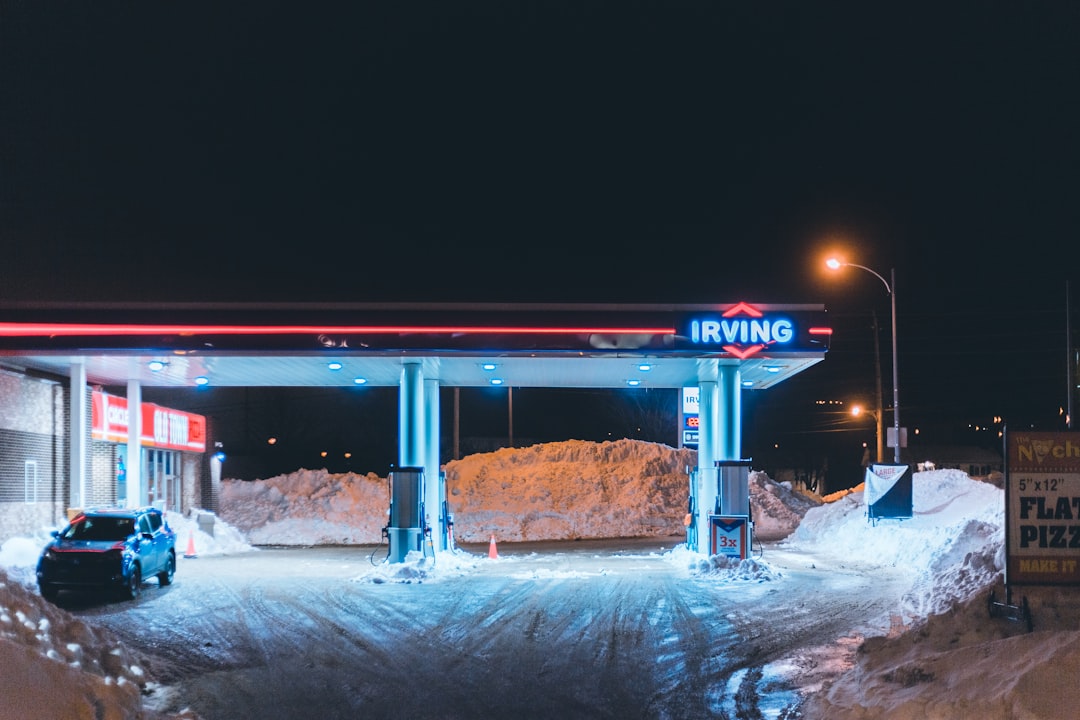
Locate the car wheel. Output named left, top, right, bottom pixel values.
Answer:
left=39, top=583, right=58, bottom=602
left=123, top=565, right=142, bottom=600
left=158, top=552, right=176, bottom=586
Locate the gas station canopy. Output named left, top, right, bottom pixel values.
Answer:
left=0, top=300, right=832, bottom=560
left=0, top=301, right=831, bottom=390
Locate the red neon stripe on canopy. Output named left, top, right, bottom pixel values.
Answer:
left=0, top=323, right=676, bottom=337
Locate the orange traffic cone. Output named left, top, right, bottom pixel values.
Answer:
left=184, top=530, right=197, bottom=559
left=488, top=534, right=498, bottom=559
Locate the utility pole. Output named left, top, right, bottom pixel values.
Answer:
left=1068, top=281, right=1074, bottom=430
left=871, top=310, right=885, bottom=463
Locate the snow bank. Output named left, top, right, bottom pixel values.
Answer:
left=221, top=440, right=819, bottom=545
left=0, top=566, right=185, bottom=719
left=786, top=469, right=1005, bottom=619
left=220, top=468, right=390, bottom=545
left=444, top=439, right=698, bottom=541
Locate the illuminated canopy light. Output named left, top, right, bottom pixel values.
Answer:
left=327, top=361, right=343, bottom=371
left=353, top=377, right=367, bottom=385
left=627, top=379, right=641, bottom=386
left=490, top=378, right=504, bottom=385
left=147, top=360, right=167, bottom=372
left=481, top=363, right=498, bottom=371
left=194, top=376, right=209, bottom=386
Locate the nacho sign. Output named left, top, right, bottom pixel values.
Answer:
left=1006, top=431, right=1080, bottom=585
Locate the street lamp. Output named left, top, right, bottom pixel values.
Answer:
left=827, top=258, right=902, bottom=463
left=851, top=404, right=884, bottom=466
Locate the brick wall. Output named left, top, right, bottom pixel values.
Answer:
left=89, top=441, right=119, bottom=507
left=0, top=367, right=69, bottom=538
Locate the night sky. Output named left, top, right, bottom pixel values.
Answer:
left=2, top=2, right=1079, bottom=476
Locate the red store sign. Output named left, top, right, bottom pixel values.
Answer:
left=91, top=391, right=207, bottom=453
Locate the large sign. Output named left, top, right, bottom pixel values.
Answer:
left=864, top=463, right=912, bottom=525
left=682, top=387, right=699, bottom=447
left=1005, top=430, right=1080, bottom=585
left=91, top=391, right=207, bottom=453
left=678, top=302, right=831, bottom=358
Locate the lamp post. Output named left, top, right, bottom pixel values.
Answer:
left=827, top=258, right=901, bottom=463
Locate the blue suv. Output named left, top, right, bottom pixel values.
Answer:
left=37, top=506, right=177, bottom=602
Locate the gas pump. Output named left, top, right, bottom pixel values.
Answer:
left=708, top=460, right=754, bottom=559
left=385, top=466, right=426, bottom=564
left=441, top=498, right=456, bottom=552
left=434, top=469, right=453, bottom=552
left=685, top=494, right=696, bottom=552
left=685, top=465, right=699, bottom=552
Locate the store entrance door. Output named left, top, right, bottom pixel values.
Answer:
left=145, top=449, right=181, bottom=512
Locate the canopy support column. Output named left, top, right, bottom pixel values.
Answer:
left=69, top=361, right=87, bottom=511
left=126, top=379, right=142, bottom=508
left=423, top=377, right=444, bottom=550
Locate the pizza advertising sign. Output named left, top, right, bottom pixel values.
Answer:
left=1005, top=430, right=1080, bottom=585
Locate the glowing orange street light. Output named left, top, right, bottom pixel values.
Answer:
left=851, top=404, right=884, bottom=465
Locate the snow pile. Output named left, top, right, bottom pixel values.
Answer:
left=0, top=566, right=189, bottom=719
left=360, top=549, right=483, bottom=585
left=220, top=469, right=390, bottom=545
left=443, top=439, right=698, bottom=541
left=691, top=553, right=783, bottom=582
left=221, top=439, right=818, bottom=545
left=0, top=533, right=52, bottom=588
left=167, top=510, right=258, bottom=559
left=749, top=470, right=821, bottom=541
left=786, top=469, right=1005, bottom=619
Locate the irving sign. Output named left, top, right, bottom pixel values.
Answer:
left=678, top=302, right=830, bottom=358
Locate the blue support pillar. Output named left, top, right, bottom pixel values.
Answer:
left=716, top=365, right=751, bottom=545
left=389, top=362, right=426, bottom=563
left=398, top=362, right=425, bottom=469
left=423, top=377, right=443, bottom=551
left=695, top=380, right=719, bottom=547
left=693, top=363, right=745, bottom=554
left=126, top=379, right=143, bottom=508
left=718, top=364, right=742, bottom=461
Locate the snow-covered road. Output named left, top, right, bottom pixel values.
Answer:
left=61, top=540, right=906, bottom=719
